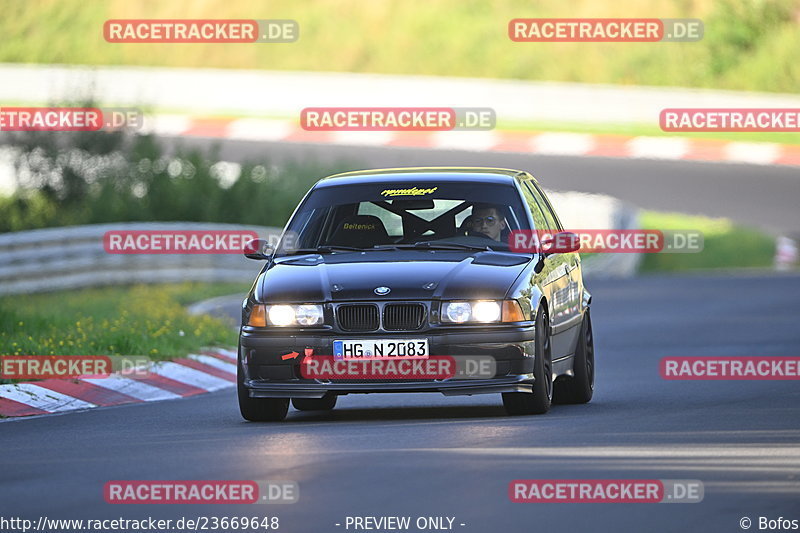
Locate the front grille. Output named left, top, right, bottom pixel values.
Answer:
left=383, top=303, right=426, bottom=331
left=337, top=304, right=379, bottom=331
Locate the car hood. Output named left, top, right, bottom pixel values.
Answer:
left=258, top=250, right=530, bottom=302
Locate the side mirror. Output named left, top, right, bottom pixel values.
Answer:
left=542, top=231, right=581, bottom=255
left=244, top=238, right=274, bottom=260
left=534, top=256, right=545, bottom=274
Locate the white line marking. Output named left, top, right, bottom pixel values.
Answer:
left=140, top=114, right=192, bottom=136
left=431, top=130, right=499, bottom=151
left=0, top=384, right=95, bottom=412
left=627, top=136, right=690, bottom=159
left=208, top=348, right=237, bottom=359
left=330, top=130, right=395, bottom=146
left=149, top=362, right=233, bottom=391
left=723, top=142, right=781, bottom=165
left=187, top=354, right=237, bottom=374
left=227, top=119, right=294, bottom=142
left=82, top=376, right=182, bottom=401
left=530, top=132, right=596, bottom=155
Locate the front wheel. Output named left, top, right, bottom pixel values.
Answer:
left=502, top=307, right=552, bottom=415
left=237, top=354, right=289, bottom=422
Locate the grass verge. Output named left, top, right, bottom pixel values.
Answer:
left=639, top=211, right=776, bottom=272
left=0, top=283, right=248, bottom=381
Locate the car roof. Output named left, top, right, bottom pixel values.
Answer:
left=314, top=167, right=537, bottom=188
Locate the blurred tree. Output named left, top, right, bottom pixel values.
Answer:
left=1, top=120, right=355, bottom=232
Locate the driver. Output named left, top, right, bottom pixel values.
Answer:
left=468, top=203, right=507, bottom=242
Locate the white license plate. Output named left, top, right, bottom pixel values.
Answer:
left=333, top=339, right=429, bottom=360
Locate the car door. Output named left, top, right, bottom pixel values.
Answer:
left=527, top=181, right=583, bottom=357
left=519, top=181, right=572, bottom=360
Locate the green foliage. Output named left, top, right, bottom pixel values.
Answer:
left=704, top=0, right=796, bottom=77
left=639, top=211, right=776, bottom=272
left=1, top=0, right=799, bottom=92
left=0, top=129, right=354, bottom=232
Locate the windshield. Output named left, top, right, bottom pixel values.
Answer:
left=275, top=180, right=531, bottom=255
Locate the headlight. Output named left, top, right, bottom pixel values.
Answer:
left=295, top=304, right=324, bottom=326
left=248, top=304, right=325, bottom=327
left=444, top=301, right=472, bottom=323
left=441, top=300, right=526, bottom=324
left=472, top=301, right=501, bottom=322
left=268, top=305, right=296, bottom=326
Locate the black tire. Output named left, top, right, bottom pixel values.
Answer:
left=553, top=309, right=595, bottom=404
left=502, top=307, right=552, bottom=415
left=292, top=395, right=337, bottom=411
left=237, top=352, right=289, bottom=422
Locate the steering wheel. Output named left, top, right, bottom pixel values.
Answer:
left=467, top=230, right=493, bottom=239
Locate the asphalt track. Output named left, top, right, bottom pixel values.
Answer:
left=163, top=136, right=800, bottom=234
left=3, top=273, right=799, bottom=533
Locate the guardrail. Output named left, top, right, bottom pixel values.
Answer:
left=0, top=192, right=640, bottom=295
left=3, top=64, right=798, bottom=126
left=0, top=222, right=282, bottom=295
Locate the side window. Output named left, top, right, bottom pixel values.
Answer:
left=527, top=182, right=562, bottom=231
left=520, top=182, right=547, bottom=230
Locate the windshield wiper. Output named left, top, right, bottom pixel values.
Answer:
left=286, top=242, right=496, bottom=255
left=282, top=245, right=367, bottom=255
left=376, top=242, right=493, bottom=252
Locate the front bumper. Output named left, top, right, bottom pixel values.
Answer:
left=246, top=375, right=534, bottom=398
left=239, top=326, right=537, bottom=398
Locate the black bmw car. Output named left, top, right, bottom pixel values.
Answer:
left=238, top=167, right=594, bottom=421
